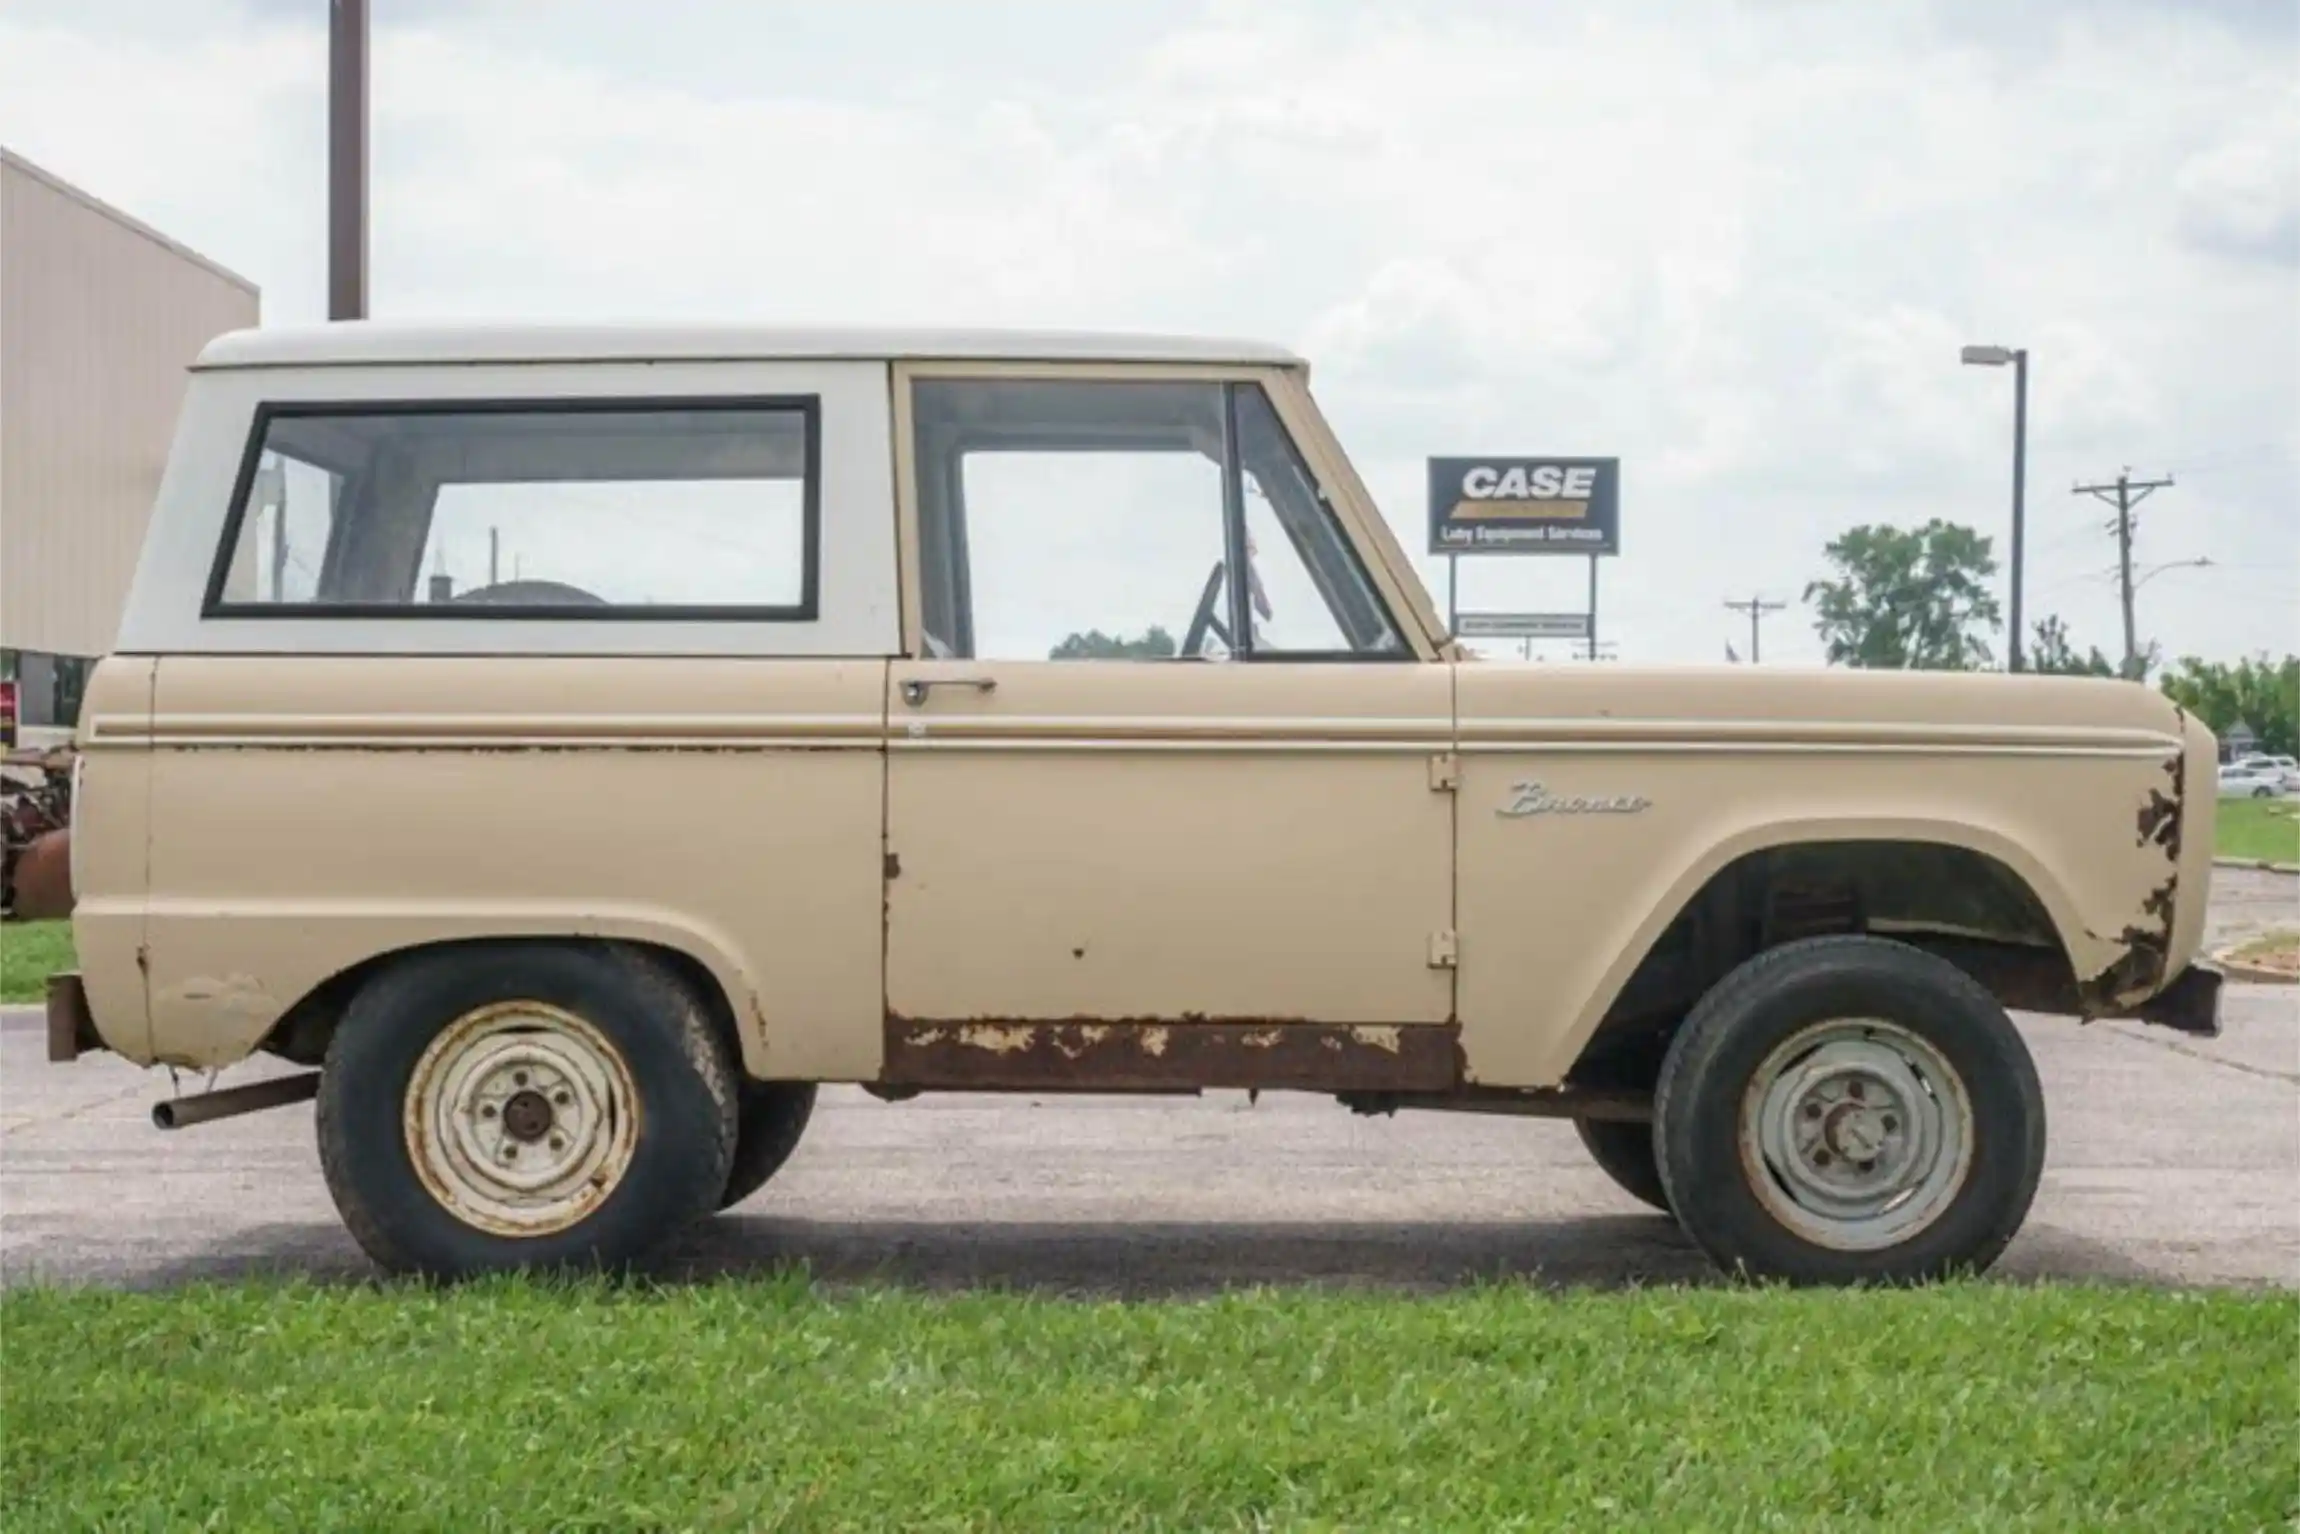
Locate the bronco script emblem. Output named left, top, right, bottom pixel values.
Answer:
left=1498, top=780, right=1651, bottom=818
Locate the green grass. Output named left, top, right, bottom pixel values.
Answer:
left=0, top=919, right=72, bottom=1003
left=2216, top=796, right=2300, bottom=864
left=2, top=1279, right=2291, bottom=1530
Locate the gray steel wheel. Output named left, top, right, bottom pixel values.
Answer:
left=1655, top=935, right=2045, bottom=1286
left=1738, top=1019, right=1973, bottom=1251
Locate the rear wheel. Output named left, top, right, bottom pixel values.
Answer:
left=1573, top=1117, right=1670, bottom=1213
left=317, top=943, right=737, bottom=1279
left=1654, top=935, right=2045, bottom=1286
left=718, top=1082, right=818, bottom=1210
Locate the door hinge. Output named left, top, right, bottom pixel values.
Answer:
left=1427, top=752, right=1460, bottom=792
left=1427, top=928, right=1459, bottom=968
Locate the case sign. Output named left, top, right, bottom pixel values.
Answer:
left=1428, top=457, right=1620, bottom=556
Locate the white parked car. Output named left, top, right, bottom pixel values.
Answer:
left=2229, top=754, right=2299, bottom=793
left=2217, top=764, right=2286, bottom=799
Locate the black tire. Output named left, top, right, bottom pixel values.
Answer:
left=718, top=1081, right=818, bottom=1211
left=1573, top=1117, right=1671, bottom=1213
left=317, top=942, right=738, bottom=1279
left=1654, top=935, right=2045, bottom=1286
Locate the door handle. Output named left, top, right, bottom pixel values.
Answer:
left=900, top=676, right=998, bottom=707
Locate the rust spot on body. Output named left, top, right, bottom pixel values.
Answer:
left=882, top=1016, right=1462, bottom=1093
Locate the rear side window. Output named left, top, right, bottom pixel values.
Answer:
left=205, top=398, right=819, bottom=618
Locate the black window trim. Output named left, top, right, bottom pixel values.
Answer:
left=199, top=394, right=824, bottom=622
left=906, top=376, right=1412, bottom=664
left=1221, top=382, right=1412, bottom=665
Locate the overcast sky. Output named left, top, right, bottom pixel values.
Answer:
left=3, top=0, right=2292, bottom=665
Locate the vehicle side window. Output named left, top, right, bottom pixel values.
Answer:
left=910, top=378, right=1404, bottom=661
left=1233, top=385, right=1403, bottom=657
left=205, top=400, right=818, bottom=618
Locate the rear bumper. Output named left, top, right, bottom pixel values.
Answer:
left=2120, top=963, right=2223, bottom=1038
left=45, top=972, right=104, bottom=1062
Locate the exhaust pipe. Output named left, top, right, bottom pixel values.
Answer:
left=152, top=1071, right=320, bottom=1130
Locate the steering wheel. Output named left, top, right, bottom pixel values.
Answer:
left=446, top=579, right=610, bottom=608
left=1178, top=559, right=1232, bottom=658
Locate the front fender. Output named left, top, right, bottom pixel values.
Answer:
left=1453, top=726, right=2189, bottom=1088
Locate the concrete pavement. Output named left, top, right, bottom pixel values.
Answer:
left=3, top=869, right=2293, bottom=1292
left=4, top=993, right=2291, bottom=1293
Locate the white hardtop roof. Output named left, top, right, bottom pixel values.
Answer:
left=194, top=320, right=1304, bottom=371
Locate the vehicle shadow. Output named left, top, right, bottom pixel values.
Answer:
left=80, top=1212, right=2168, bottom=1296
left=655, top=1213, right=1719, bottom=1295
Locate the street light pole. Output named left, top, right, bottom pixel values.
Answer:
left=2009, top=347, right=2027, bottom=673
left=1961, top=343, right=2029, bottom=671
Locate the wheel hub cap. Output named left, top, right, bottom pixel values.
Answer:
left=404, top=1001, right=641, bottom=1238
left=1739, top=1019, right=1974, bottom=1252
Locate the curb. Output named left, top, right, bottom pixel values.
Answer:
left=2211, top=857, right=2300, bottom=876
left=2208, top=946, right=2298, bottom=986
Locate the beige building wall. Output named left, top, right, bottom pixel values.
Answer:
left=1, top=148, right=260, bottom=663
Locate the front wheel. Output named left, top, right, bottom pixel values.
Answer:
left=1654, top=935, right=2045, bottom=1286
left=317, top=943, right=738, bottom=1279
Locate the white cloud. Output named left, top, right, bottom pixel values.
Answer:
left=1, top=0, right=2291, bottom=666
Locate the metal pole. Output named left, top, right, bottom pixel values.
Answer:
left=2008, top=348, right=2027, bottom=671
left=2114, top=473, right=2136, bottom=675
left=1586, top=554, right=1599, bottom=661
left=1446, top=555, right=1458, bottom=638
left=328, top=0, right=369, bottom=321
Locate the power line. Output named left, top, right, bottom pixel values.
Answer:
left=2072, top=469, right=2175, bottom=678
left=1722, top=596, right=1787, bottom=664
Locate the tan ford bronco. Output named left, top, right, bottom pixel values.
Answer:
left=30, top=322, right=2222, bottom=1284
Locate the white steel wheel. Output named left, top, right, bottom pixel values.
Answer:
left=1737, top=1018, right=1974, bottom=1252
left=404, top=1000, right=643, bottom=1239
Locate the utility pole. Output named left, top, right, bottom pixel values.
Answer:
left=2073, top=469, right=2174, bottom=678
left=329, top=0, right=369, bottom=320
left=1722, top=596, right=1786, bottom=664
left=489, top=526, right=501, bottom=586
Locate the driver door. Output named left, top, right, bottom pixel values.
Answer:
left=882, top=367, right=1457, bottom=1087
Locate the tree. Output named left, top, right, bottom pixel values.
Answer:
left=1048, top=626, right=1178, bottom=661
left=2160, top=654, right=2300, bottom=758
left=1803, top=520, right=2002, bottom=670
left=2028, top=615, right=2117, bottom=678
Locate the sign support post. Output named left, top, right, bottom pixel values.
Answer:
left=1586, top=554, right=1599, bottom=661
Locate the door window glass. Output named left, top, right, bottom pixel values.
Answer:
left=911, top=378, right=1403, bottom=660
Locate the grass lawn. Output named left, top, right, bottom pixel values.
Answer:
left=2, top=1279, right=2291, bottom=1530
left=0, top=919, right=72, bottom=1004
left=2216, top=796, right=2300, bottom=864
